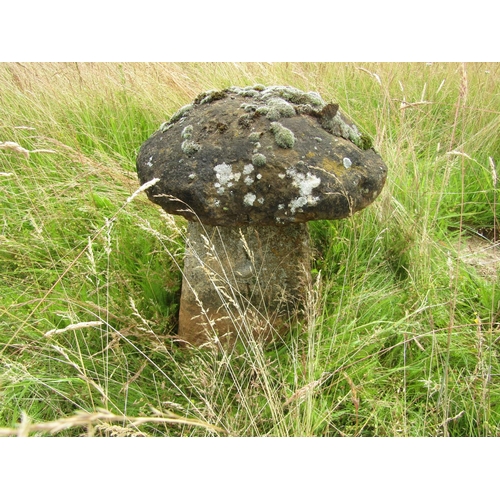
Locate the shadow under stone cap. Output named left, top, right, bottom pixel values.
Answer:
left=136, top=85, right=388, bottom=226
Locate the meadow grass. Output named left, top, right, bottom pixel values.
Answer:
left=0, top=62, right=499, bottom=436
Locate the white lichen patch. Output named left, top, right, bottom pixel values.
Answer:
left=289, top=197, right=309, bottom=213
left=286, top=167, right=321, bottom=214
left=146, top=156, right=154, bottom=167
left=214, top=182, right=224, bottom=195
left=215, top=163, right=235, bottom=185
left=241, top=165, right=255, bottom=185
left=243, top=164, right=254, bottom=175
left=243, top=193, right=256, bottom=206
left=343, top=157, right=352, bottom=168
left=213, top=163, right=244, bottom=194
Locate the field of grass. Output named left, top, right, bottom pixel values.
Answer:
left=1, top=62, right=499, bottom=437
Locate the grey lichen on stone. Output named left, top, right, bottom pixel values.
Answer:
left=195, top=89, right=227, bottom=105
left=270, top=122, right=295, bottom=149
left=252, top=83, right=266, bottom=91
left=265, top=98, right=296, bottom=120
left=248, top=132, right=262, bottom=142
left=319, top=104, right=373, bottom=150
left=252, top=153, right=267, bottom=167
left=169, top=104, right=193, bottom=125
left=255, top=106, right=270, bottom=116
left=181, top=125, right=193, bottom=139
left=267, top=108, right=283, bottom=121
left=159, top=84, right=373, bottom=150
left=230, top=86, right=260, bottom=98
left=159, top=121, right=172, bottom=133
left=180, top=125, right=201, bottom=155
left=137, top=84, right=387, bottom=227
left=260, top=85, right=324, bottom=107
left=326, top=114, right=361, bottom=143
left=181, top=140, right=201, bottom=155
left=241, top=103, right=258, bottom=112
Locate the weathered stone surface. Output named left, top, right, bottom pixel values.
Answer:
left=136, top=85, right=387, bottom=226
left=177, top=221, right=311, bottom=347
left=136, top=85, right=389, bottom=347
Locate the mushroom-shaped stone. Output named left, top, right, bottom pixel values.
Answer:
left=136, top=85, right=387, bottom=347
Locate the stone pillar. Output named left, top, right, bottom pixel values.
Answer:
left=177, top=221, right=311, bottom=348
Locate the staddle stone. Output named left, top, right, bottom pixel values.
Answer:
left=136, top=85, right=388, bottom=347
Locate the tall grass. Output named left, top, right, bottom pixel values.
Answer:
left=1, top=62, right=499, bottom=436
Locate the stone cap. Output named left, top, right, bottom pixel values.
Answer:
left=136, top=85, right=387, bottom=226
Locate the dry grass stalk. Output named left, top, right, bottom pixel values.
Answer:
left=459, top=62, right=468, bottom=104
left=439, top=410, right=465, bottom=428
left=0, top=141, right=56, bottom=158
left=343, top=372, right=360, bottom=429
left=489, top=157, right=497, bottom=188
left=44, top=321, right=103, bottom=337
left=0, top=141, right=30, bottom=158
left=283, top=375, right=326, bottom=407
left=446, top=150, right=472, bottom=160
left=355, top=66, right=382, bottom=85
left=8, top=177, right=162, bottom=344
left=399, top=100, right=434, bottom=110
left=120, top=360, right=148, bottom=394
left=0, top=409, right=226, bottom=437
left=126, top=177, right=160, bottom=204
left=2, top=62, right=499, bottom=437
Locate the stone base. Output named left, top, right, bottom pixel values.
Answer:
left=177, top=222, right=311, bottom=348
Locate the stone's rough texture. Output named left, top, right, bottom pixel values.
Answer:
left=136, top=85, right=389, bottom=347
left=177, top=221, right=311, bottom=347
left=136, top=85, right=387, bottom=226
